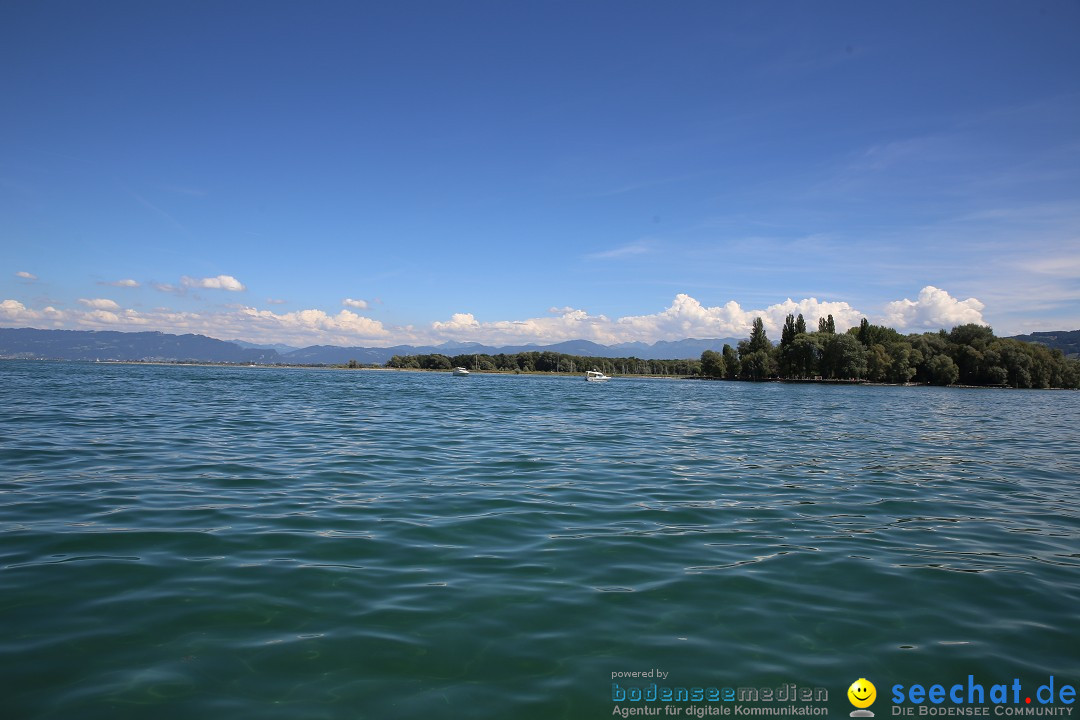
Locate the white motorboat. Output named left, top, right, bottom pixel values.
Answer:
left=585, top=369, right=611, bottom=382
left=452, top=367, right=470, bottom=376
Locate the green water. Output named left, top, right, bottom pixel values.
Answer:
left=1, top=361, right=1077, bottom=719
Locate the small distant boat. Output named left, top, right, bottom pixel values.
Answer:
left=585, top=369, right=611, bottom=382
left=452, top=367, right=470, bottom=376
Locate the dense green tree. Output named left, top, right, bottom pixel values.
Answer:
left=740, top=350, right=771, bottom=381
left=949, top=323, right=995, bottom=348
left=722, top=344, right=740, bottom=379
left=886, top=342, right=918, bottom=383
left=789, top=333, right=823, bottom=378
left=794, top=314, right=807, bottom=335
left=928, top=355, right=959, bottom=385
left=700, top=350, right=725, bottom=378
left=536, top=351, right=560, bottom=372
left=949, top=344, right=983, bottom=384
left=425, top=354, right=453, bottom=370
left=984, top=365, right=1008, bottom=386
left=865, top=344, right=890, bottom=382
left=909, top=333, right=949, bottom=383
left=821, top=334, right=867, bottom=379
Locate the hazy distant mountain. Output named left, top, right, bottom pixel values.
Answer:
left=1008, top=330, right=1080, bottom=358
left=280, top=337, right=743, bottom=363
left=0, top=327, right=750, bottom=364
left=0, top=328, right=279, bottom=363
left=229, top=340, right=301, bottom=353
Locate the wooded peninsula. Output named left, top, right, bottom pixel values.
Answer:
left=384, top=316, right=1080, bottom=389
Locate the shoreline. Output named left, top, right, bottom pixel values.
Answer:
left=2, top=358, right=1071, bottom=388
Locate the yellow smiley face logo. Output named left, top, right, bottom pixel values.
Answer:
left=848, top=678, right=876, bottom=708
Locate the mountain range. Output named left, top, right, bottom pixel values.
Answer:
left=1008, top=330, right=1080, bottom=358
left=1, top=326, right=1076, bottom=364
left=0, top=328, right=742, bottom=363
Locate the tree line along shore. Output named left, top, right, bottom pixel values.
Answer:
left=381, top=316, right=1080, bottom=389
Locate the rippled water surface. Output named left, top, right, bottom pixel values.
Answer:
left=2, top=361, right=1078, bottom=718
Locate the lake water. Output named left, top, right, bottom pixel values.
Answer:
left=1, top=361, right=1078, bottom=719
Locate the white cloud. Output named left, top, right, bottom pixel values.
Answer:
left=266, top=298, right=287, bottom=305
left=104, top=279, right=140, bottom=287
left=615, top=295, right=752, bottom=341
left=882, top=286, right=986, bottom=330
left=430, top=288, right=983, bottom=345
left=181, top=275, right=246, bottom=291
left=236, top=307, right=390, bottom=343
left=342, top=298, right=369, bottom=309
left=757, top=297, right=866, bottom=334
left=0, top=300, right=65, bottom=327
left=431, top=307, right=613, bottom=344
left=0, top=298, right=392, bottom=346
left=16, top=271, right=37, bottom=280
left=1, top=287, right=989, bottom=348
left=1, top=299, right=31, bottom=319
left=0, top=299, right=143, bottom=329
left=427, top=295, right=869, bottom=346
left=78, top=298, right=121, bottom=310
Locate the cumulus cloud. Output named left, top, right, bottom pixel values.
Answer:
left=0, top=298, right=391, bottom=346
left=431, top=307, right=614, bottom=344
left=78, top=298, right=121, bottom=310
left=342, top=298, right=368, bottom=309
left=429, top=288, right=984, bottom=345
left=1, top=299, right=34, bottom=319
left=430, top=295, right=868, bottom=345
left=1, top=299, right=65, bottom=327
left=0, top=286, right=988, bottom=348
left=0, top=299, right=142, bottom=329
left=16, top=271, right=37, bottom=280
left=882, top=286, right=985, bottom=331
left=239, top=307, right=389, bottom=341
left=755, top=296, right=865, bottom=335
left=103, top=279, right=140, bottom=287
left=181, top=275, right=246, bottom=291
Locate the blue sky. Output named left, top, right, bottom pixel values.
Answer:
left=2, top=1, right=1078, bottom=347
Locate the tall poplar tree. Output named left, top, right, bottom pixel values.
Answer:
left=781, top=314, right=796, bottom=346
left=748, top=317, right=771, bottom=352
